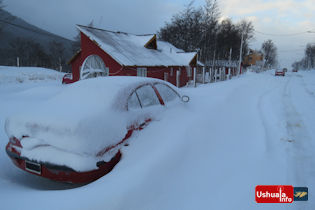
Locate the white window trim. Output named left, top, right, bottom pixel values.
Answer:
left=137, top=67, right=147, bottom=77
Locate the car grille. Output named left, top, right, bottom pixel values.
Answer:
left=25, top=160, right=41, bottom=174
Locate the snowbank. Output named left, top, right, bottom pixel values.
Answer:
left=1, top=70, right=314, bottom=210
left=0, top=66, right=65, bottom=85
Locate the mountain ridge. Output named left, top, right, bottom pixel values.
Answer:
left=0, top=9, right=74, bottom=54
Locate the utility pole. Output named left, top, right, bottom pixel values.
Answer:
left=228, top=48, right=232, bottom=79
left=229, top=48, right=232, bottom=65
left=211, top=33, right=217, bottom=82
left=194, top=48, right=200, bottom=87
left=59, top=57, right=62, bottom=72
left=238, top=32, right=244, bottom=75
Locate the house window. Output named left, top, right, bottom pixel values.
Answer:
left=80, top=55, right=108, bottom=80
left=170, top=67, right=173, bottom=76
left=137, top=67, right=147, bottom=77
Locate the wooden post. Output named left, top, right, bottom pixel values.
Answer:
left=59, top=57, right=62, bottom=72
left=164, top=72, right=168, bottom=81
left=202, top=67, right=205, bottom=84
left=193, top=67, right=197, bottom=87
left=176, top=70, right=180, bottom=87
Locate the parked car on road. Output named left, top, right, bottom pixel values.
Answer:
left=275, top=69, right=285, bottom=76
left=5, top=76, right=189, bottom=183
left=292, top=69, right=298, bottom=72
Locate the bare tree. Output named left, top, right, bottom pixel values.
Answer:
left=9, top=38, right=29, bottom=66
left=215, top=19, right=240, bottom=60
left=237, top=20, right=254, bottom=57
left=158, top=1, right=204, bottom=52
left=10, top=37, right=51, bottom=67
left=261, top=40, right=278, bottom=68
left=200, top=0, right=219, bottom=61
left=158, top=0, right=255, bottom=63
left=292, top=44, right=315, bottom=70
left=305, top=44, right=315, bottom=69
left=49, top=40, right=65, bottom=70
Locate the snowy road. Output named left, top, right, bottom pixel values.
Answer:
left=0, top=69, right=314, bottom=210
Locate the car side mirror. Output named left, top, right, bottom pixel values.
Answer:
left=181, top=95, right=190, bottom=103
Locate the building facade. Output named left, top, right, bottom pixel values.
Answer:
left=67, top=25, right=197, bottom=87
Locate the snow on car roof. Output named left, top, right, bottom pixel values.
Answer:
left=77, top=25, right=196, bottom=66
left=56, top=76, right=176, bottom=110
left=7, top=76, right=174, bottom=127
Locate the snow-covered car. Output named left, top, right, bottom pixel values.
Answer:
left=5, top=76, right=189, bottom=183
left=275, top=69, right=285, bottom=76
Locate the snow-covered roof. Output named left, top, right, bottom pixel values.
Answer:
left=77, top=25, right=197, bottom=67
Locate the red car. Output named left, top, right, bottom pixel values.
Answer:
left=5, top=77, right=189, bottom=183
left=292, top=69, right=298, bottom=72
left=62, top=73, right=75, bottom=84
left=275, top=69, right=285, bottom=76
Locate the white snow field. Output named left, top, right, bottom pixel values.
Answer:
left=0, top=66, right=314, bottom=210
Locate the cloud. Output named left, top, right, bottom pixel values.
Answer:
left=218, top=0, right=315, bottom=67
left=4, top=0, right=183, bottom=39
left=4, top=0, right=315, bottom=68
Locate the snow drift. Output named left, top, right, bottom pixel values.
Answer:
left=0, top=66, right=65, bottom=84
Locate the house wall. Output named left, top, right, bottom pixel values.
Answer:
left=244, top=53, right=263, bottom=66
left=70, top=32, right=123, bottom=81
left=70, top=52, right=81, bottom=81
left=80, top=32, right=123, bottom=76
left=70, top=32, right=193, bottom=87
left=122, top=66, right=192, bottom=87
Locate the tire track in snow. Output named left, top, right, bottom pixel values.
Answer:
left=299, top=74, right=315, bottom=101
left=257, top=77, right=278, bottom=153
left=282, top=76, right=315, bottom=210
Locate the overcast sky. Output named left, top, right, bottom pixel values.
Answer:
left=4, top=0, right=315, bottom=68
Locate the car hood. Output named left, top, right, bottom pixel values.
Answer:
left=5, top=110, right=128, bottom=156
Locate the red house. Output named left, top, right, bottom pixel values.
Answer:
left=67, top=25, right=197, bottom=87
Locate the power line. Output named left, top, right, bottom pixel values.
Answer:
left=278, top=49, right=305, bottom=53
left=0, top=19, right=72, bottom=42
left=254, top=29, right=309, bottom=36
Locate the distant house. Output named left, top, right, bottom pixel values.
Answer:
left=67, top=25, right=197, bottom=87
left=243, top=50, right=264, bottom=67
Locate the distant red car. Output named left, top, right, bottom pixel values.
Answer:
left=62, top=73, right=75, bottom=84
left=292, top=69, right=298, bottom=72
left=275, top=69, right=285, bottom=76
left=5, top=77, right=189, bottom=183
